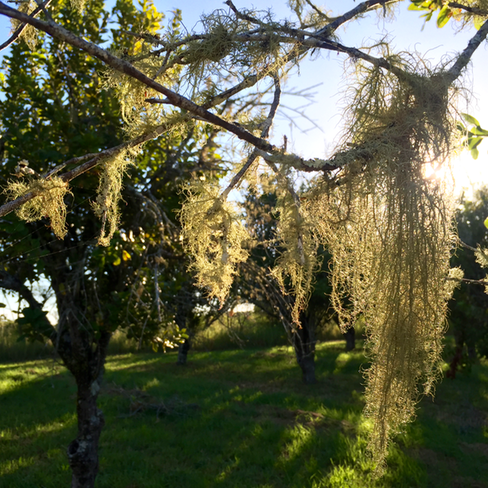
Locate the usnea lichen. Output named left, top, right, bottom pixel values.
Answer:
left=92, top=150, right=133, bottom=246
left=179, top=180, right=249, bottom=305
left=11, top=0, right=39, bottom=50
left=303, top=56, right=460, bottom=471
left=5, top=177, right=72, bottom=239
left=272, top=188, right=319, bottom=325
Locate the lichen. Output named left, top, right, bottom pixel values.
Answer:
left=5, top=176, right=72, bottom=239
left=178, top=180, right=250, bottom=305
left=304, top=55, right=459, bottom=472
left=92, top=150, right=133, bottom=246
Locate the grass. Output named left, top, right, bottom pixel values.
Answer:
left=0, top=341, right=487, bottom=487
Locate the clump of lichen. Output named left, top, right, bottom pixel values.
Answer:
left=92, top=150, right=133, bottom=246
left=5, top=177, right=72, bottom=239
left=11, top=0, right=39, bottom=50
left=69, top=0, right=86, bottom=14
left=103, top=51, right=175, bottom=139
left=305, top=55, right=460, bottom=472
left=178, top=180, right=249, bottom=304
left=180, top=8, right=288, bottom=86
left=271, top=189, right=319, bottom=325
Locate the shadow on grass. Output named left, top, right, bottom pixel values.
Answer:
left=0, top=344, right=487, bottom=487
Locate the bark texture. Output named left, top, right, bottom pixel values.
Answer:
left=67, top=378, right=105, bottom=488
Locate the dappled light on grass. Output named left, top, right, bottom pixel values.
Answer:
left=104, top=354, right=162, bottom=372
left=333, top=351, right=365, bottom=375
left=0, top=346, right=488, bottom=486
left=1, top=456, right=36, bottom=477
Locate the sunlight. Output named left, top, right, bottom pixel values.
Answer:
left=423, top=148, right=488, bottom=198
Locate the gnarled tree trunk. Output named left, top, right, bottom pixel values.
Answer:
left=57, top=320, right=111, bottom=488
left=67, top=376, right=105, bottom=488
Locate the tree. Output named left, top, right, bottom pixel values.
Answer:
left=448, top=187, right=488, bottom=377
left=238, top=187, right=335, bottom=384
left=0, top=0, right=487, bottom=480
left=0, top=1, right=226, bottom=486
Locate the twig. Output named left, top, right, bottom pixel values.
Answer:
left=225, top=0, right=266, bottom=27
left=220, top=75, right=281, bottom=200
left=32, top=0, right=53, bottom=23
left=457, top=237, right=478, bottom=253
left=317, top=0, right=397, bottom=38
left=446, top=276, right=488, bottom=286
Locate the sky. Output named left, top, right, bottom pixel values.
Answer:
left=1, top=0, right=488, bottom=320
left=150, top=0, right=488, bottom=194
left=1, top=0, right=487, bottom=189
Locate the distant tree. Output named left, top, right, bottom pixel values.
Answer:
left=239, top=188, right=338, bottom=384
left=448, top=187, right=488, bottom=377
left=1, top=0, right=488, bottom=480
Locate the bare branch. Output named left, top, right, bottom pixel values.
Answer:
left=317, top=0, right=398, bottom=38
left=446, top=276, right=488, bottom=286
left=457, top=237, right=478, bottom=253
left=32, top=0, right=53, bottom=23
left=220, top=75, right=282, bottom=200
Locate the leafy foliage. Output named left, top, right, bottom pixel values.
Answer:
left=457, top=113, right=488, bottom=160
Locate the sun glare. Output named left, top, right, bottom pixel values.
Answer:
left=424, top=149, right=488, bottom=198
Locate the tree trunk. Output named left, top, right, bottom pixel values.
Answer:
left=292, top=312, right=317, bottom=384
left=56, top=324, right=111, bottom=488
left=176, top=338, right=191, bottom=365
left=344, top=327, right=356, bottom=351
left=67, top=376, right=104, bottom=488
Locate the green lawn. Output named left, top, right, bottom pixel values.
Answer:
left=0, top=342, right=487, bottom=487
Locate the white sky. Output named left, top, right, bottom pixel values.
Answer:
left=1, top=1, right=488, bottom=320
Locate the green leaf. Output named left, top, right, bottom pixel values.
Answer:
left=436, top=6, right=451, bottom=28
left=462, top=113, right=481, bottom=126
left=468, top=137, right=483, bottom=150
left=484, top=217, right=488, bottom=230
left=471, top=127, right=488, bottom=137
left=408, top=3, right=427, bottom=11
left=471, top=147, right=480, bottom=160
left=420, top=11, right=434, bottom=22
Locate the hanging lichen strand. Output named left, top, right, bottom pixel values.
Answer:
left=5, top=177, right=72, bottom=239
left=179, top=180, right=250, bottom=304
left=307, top=57, right=461, bottom=471
left=92, top=150, right=133, bottom=246
left=271, top=185, right=319, bottom=325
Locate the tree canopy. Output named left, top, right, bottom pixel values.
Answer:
left=1, top=0, right=488, bottom=484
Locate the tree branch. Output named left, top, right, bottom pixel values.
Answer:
left=317, top=0, right=398, bottom=37
left=0, top=1, right=280, bottom=154
left=445, top=17, right=488, bottom=83
left=448, top=2, right=488, bottom=17
left=220, top=75, right=282, bottom=200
